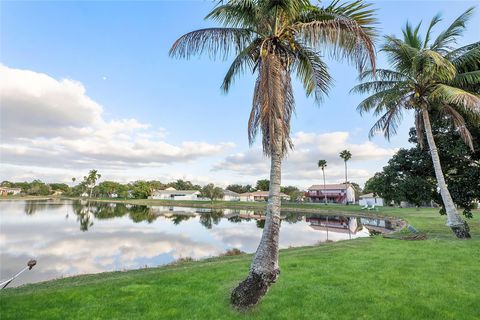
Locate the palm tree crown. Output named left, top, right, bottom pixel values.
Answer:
left=339, top=149, right=352, bottom=161
left=318, top=159, right=327, bottom=170
left=170, top=0, right=377, bottom=156
left=352, top=8, right=480, bottom=149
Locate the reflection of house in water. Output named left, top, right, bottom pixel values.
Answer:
left=360, top=218, right=393, bottom=233
left=149, top=206, right=198, bottom=217
left=306, top=216, right=362, bottom=234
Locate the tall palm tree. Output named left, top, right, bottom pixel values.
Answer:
left=170, top=0, right=376, bottom=308
left=352, top=8, right=480, bottom=239
left=318, top=159, right=328, bottom=204
left=339, top=149, right=352, bottom=183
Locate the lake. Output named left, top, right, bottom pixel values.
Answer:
left=0, top=200, right=395, bottom=287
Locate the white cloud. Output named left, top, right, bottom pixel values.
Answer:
left=213, top=131, right=397, bottom=186
left=0, top=65, right=234, bottom=174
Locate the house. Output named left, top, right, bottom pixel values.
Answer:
left=0, top=187, right=22, bottom=196
left=149, top=187, right=201, bottom=201
left=222, top=190, right=240, bottom=201
left=359, top=193, right=384, bottom=207
left=306, top=184, right=355, bottom=204
left=239, top=191, right=290, bottom=202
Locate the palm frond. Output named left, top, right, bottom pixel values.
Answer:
left=263, top=0, right=310, bottom=21
left=357, top=68, right=408, bottom=81
left=354, top=85, right=409, bottom=115
left=431, top=84, right=480, bottom=115
left=402, top=21, right=423, bottom=49
left=412, top=50, right=456, bottom=82
left=249, top=52, right=295, bottom=155
left=293, top=0, right=376, bottom=72
left=368, top=104, right=403, bottom=140
left=206, top=0, right=259, bottom=29
left=441, top=104, right=475, bottom=151
left=323, top=0, right=377, bottom=34
left=169, top=27, right=254, bottom=60
left=382, top=36, right=418, bottom=74
left=350, top=80, right=403, bottom=95
left=431, top=7, right=475, bottom=52
left=451, top=71, right=480, bottom=90
left=221, top=38, right=261, bottom=92
left=293, top=42, right=331, bottom=104
left=294, top=18, right=376, bottom=72
left=448, top=42, right=480, bottom=73
left=424, top=13, right=442, bottom=49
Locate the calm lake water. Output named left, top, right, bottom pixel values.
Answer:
left=0, top=200, right=394, bottom=287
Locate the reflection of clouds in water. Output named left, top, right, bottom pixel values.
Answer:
left=1, top=225, right=223, bottom=286
left=0, top=201, right=375, bottom=287
left=208, top=220, right=370, bottom=252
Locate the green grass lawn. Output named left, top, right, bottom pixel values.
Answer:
left=1, top=204, right=479, bottom=319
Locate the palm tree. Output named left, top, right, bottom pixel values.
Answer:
left=352, top=8, right=479, bottom=239
left=83, top=170, right=101, bottom=199
left=170, top=0, right=376, bottom=308
left=317, top=159, right=328, bottom=204
left=339, top=149, right=352, bottom=183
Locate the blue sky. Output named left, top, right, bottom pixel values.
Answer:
left=1, top=0, right=479, bottom=188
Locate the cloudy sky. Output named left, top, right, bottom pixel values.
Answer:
left=1, top=1, right=478, bottom=188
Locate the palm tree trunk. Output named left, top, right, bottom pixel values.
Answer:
left=231, top=148, right=282, bottom=309
left=323, top=169, right=327, bottom=204
left=422, top=108, right=470, bottom=239
left=344, top=161, right=348, bottom=183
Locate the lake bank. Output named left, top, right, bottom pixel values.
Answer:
left=1, top=205, right=479, bottom=319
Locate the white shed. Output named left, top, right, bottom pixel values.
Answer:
left=359, top=193, right=384, bottom=207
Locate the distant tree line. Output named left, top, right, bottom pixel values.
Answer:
left=1, top=176, right=318, bottom=202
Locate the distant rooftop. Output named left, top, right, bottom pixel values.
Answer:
left=308, top=184, right=352, bottom=190
left=152, top=189, right=200, bottom=195
left=223, top=189, right=239, bottom=196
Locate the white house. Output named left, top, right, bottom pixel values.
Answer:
left=307, top=184, right=355, bottom=204
left=150, top=187, right=201, bottom=201
left=239, top=191, right=290, bottom=202
left=0, top=187, right=22, bottom=196
left=359, top=193, right=384, bottom=207
left=223, top=190, right=240, bottom=201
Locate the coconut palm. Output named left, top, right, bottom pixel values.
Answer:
left=318, top=159, right=328, bottom=204
left=170, top=0, right=376, bottom=308
left=339, top=149, right=352, bottom=183
left=352, top=8, right=480, bottom=239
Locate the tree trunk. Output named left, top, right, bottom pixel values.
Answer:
left=323, top=169, right=327, bottom=204
left=231, top=149, right=282, bottom=309
left=422, top=108, right=470, bottom=239
left=345, top=161, right=348, bottom=183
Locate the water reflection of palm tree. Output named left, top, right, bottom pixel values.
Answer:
left=24, top=202, right=39, bottom=215
left=171, top=214, right=193, bottom=225
left=199, top=210, right=224, bottom=229
left=71, top=201, right=94, bottom=231
left=256, top=220, right=265, bottom=229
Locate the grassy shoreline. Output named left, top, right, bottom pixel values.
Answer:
left=1, top=201, right=479, bottom=319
